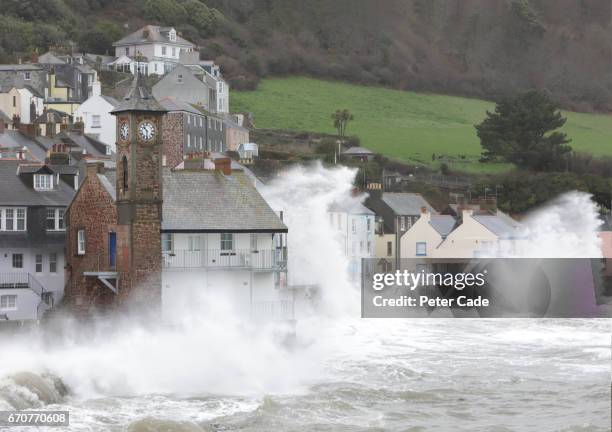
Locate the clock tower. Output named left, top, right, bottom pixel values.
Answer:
left=111, top=73, right=168, bottom=310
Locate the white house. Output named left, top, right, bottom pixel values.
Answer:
left=160, top=161, right=291, bottom=321
left=0, top=86, right=44, bottom=125
left=74, top=81, right=119, bottom=152
left=328, top=200, right=376, bottom=281
left=399, top=207, right=456, bottom=259
left=400, top=208, right=521, bottom=260
left=112, top=25, right=196, bottom=76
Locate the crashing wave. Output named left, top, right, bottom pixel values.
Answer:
left=0, top=371, right=69, bottom=409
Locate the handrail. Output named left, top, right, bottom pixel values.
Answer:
left=0, top=272, right=44, bottom=296
left=162, top=248, right=287, bottom=270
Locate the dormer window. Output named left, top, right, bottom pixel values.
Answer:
left=34, top=174, right=53, bottom=190
left=24, top=72, right=31, bottom=81
left=177, top=74, right=183, bottom=84
left=169, top=30, right=176, bottom=42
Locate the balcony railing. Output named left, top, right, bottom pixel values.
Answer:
left=0, top=272, right=45, bottom=296
left=162, top=248, right=287, bottom=270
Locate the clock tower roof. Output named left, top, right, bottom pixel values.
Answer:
left=111, top=73, right=167, bottom=115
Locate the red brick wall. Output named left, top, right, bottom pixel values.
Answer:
left=162, top=112, right=184, bottom=169
left=64, top=162, right=119, bottom=315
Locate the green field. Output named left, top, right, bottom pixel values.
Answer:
left=231, top=77, right=612, bottom=174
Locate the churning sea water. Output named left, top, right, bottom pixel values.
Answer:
left=0, top=318, right=609, bottom=432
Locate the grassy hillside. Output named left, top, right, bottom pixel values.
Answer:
left=231, top=77, right=612, bottom=174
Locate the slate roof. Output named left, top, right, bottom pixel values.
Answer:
left=113, top=25, right=195, bottom=47
left=472, top=212, right=520, bottom=239
left=161, top=169, right=287, bottom=232
left=158, top=96, right=202, bottom=115
left=342, top=146, right=374, bottom=155
left=38, top=52, right=66, bottom=65
left=100, top=95, right=120, bottom=107
left=34, top=109, right=70, bottom=124
left=429, top=215, right=456, bottom=237
left=0, top=131, right=47, bottom=161
left=0, top=160, right=75, bottom=206
left=112, top=73, right=167, bottom=114
left=329, top=200, right=375, bottom=215
left=98, top=173, right=116, bottom=201
left=0, top=64, right=42, bottom=71
left=381, top=193, right=436, bottom=216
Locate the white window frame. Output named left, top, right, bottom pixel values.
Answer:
left=0, top=207, right=26, bottom=231
left=34, top=174, right=53, bottom=190
left=24, top=72, right=31, bottom=81
left=35, top=254, right=43, bottom=273
left=77, top=229, right=86, bottom=255
left=12, top=253, right=23, bottom=268
left=91, top=114, right=101, bottom=128
left=46, top=208, right=65, bottom=231
left=188, top=236, right=200, bottom=251
left=49, top=252, right=57, bottom=273
left=161, top=233, right=173, bottom=253
left=416, top=242, right=427, bottom=256
left=161, top=46, right=167, bottom=56
left=0, top=295, right=17, bottom=311
left=187, top=134, right=191, bottom=148
left=220, top=233, right=233, bottom=251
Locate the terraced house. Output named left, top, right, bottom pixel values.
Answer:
left=0, top=159, right=78, bottom=321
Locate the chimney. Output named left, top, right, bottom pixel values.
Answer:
left=92, top=80, right=101, bottom=97
left=85, top=161, right=104, bottom=178
left=31, top=52, right=39, bottom=64
left=214, top=157, right=232, bottom=175
left=183, top=152, right=205, bottom=170
left=420, top=206, right=431, bottom=221
left=73, top=117, right=85, bottom=135
left=48, top=143, right=70, bottom=165
left=19, top=123, right=38, bottom=138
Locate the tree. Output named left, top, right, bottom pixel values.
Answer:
left=331, top=109, right=354, bottom=140
left=475, top=90, right=572, bottom=171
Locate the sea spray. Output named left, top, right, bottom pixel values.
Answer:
left=260, top=162, right=363, bottom=317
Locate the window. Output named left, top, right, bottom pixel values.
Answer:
left=35, top=254, right=42, bottom=273
left=24, top=72, right=31, bottom=80
left=367, top=218, right=371, bottom=232
left=122, top=156, right=129, bottom=191
left=172, top=47, right=176, bottom=57
left=199, top=136, right=203, bottom=149
left=77, top=229, right=86, bottom=255
left=34, top=174, right=53, bottom=190
left=199, top=117, right=203, bottom=127
left=208, top=118, right=211, bottom=128
left=49, top=253, right=57, bottom=273
left=125, top=47, right=129, bottom=56
left=187, top=134, right=191, bottom=148
left=359, top=241, right=364, bottom=253
left=1, top=207, right=26, bottom=231
left=46, top=208, right=65, bottom=231
left=162, top=46, right=167, bottom=56
left=12, top=253, right=23, bottom=268
left=220, top=233, right=233, bottom=251
left=92, top=115, right=101, bottom=128
left=416, top=242, right=427, bottom=256
left=218, top=82, right=224, bottom=93
left=187, top=115, right=190, bottom=125
left=0, top=295, right=17, bottom=310
left=367, top=241, right=372, bottom=254
left=387, top=241, right=392, bottom=257
left=399, top=216, right=406, bottom=231
left=169, top=31, right=176, bottom=42
left=161, top=233, right=173, bottom=252
left=106, top=145, right=112, bottom=156
left=188, top=236, right=200, bottom=251
left=177, top=74, right=183, bottom=84
left=351, top=218, right=356, bottom=234
left=12, top=96, right=16, bottom=107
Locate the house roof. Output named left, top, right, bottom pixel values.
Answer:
left=98, top=173, right=116, bottom=201
left=113, top=25, right=195, bottom=47
left=34, top=109, right=71, bottom=124
left=329, top=200, right=375, bottom=215
left=342, top=146, right=374, bottom=155
left=0, top=160, right=75, bottom=206
left=161, top=169, right=287, bottom=233
left=158, top=96, right=202, bottom=115
left=381, top=193, right=436, bottom=216
left=429, top=215, right=456, bottom=237
left=472, top=212, right=520, bottom=238
left=0, top=64, right=42, bottom=71
left=0, top=109, right=10, bottom=123
left=0, top=131, right=47, bottom=161
left=38, top=52, right=66, bottom=65
left=112, top=73, right=167, bottom=114
left=100, top=95, right=120, bottom=107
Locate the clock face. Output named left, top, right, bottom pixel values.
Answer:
left=138, top=121, right=156, bottom=141
left=119, top=122, right=129, bottom=141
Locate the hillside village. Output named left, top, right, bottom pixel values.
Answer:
left=0, top=23, right=610, bottom=323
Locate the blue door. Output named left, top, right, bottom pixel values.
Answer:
left=109, top=232, right=117, bottom=268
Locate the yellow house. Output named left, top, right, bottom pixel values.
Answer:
left=0, top=86, right=44, bottom=125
